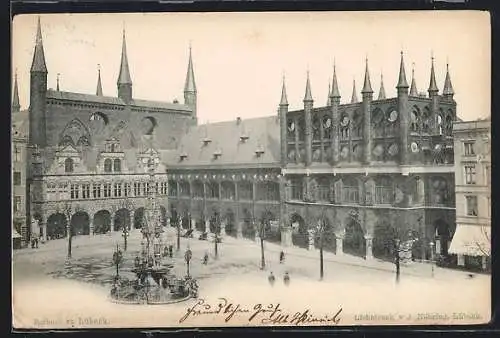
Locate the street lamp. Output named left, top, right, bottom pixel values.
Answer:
left=214, top=214, right=220, bottom=260
left=122, top=224, right=130, bottom=251
left=430, top=241, right=435, bottom=278
left=317, top=220, right=325, bottom=281
left=112, top=244, right=123, bottom=279
left=259, top=218, right=266, bottom=270
left=185, top=246, right=192, bottom=277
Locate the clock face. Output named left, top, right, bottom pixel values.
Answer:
left=388, top=110, right=398, bottom=122
left=411, top=142, right=419, bottom=153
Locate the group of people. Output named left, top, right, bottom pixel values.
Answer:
left=267, top=250, right=290, bottom=286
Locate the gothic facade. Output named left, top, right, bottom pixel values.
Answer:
left=165, top=54, right=458, bottom=262
left=21, top=18, right=198, bottom=243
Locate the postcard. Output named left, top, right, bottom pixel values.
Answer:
left=11, top=11, right=491, bottom=328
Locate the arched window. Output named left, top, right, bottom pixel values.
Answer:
left=410, top=107, right=421, bottom=132
left=113, top=159, right=121, bottom=172
left=104, top=159, right=112, bottom=173
left=351, top=111, right=362, bottom=138
left=65, top=158, right=74, bottom=173
left=422, top=107, right=431, bottom=132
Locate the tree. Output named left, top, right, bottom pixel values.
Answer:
left=375, top=215, right=419, bottom=283
left=58, top=202, right=78, bottom=261
left=116, top=198, right=134, bottom=251
left=314, top=209, right=335, bottom=281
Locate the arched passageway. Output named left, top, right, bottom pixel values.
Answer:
left=93, top=210, right=111, bottom=234
left=224, top=209, right=237, bottom=237
left=114, top=208, right=131, bottom=231
left=291, top=213, right=308, bottom=249
left=241, top=209, right=255, bottom=240
left=314, top=217, right=337, bottom=253
left=71, top=211, right=90, bottom=236
left=46, top=213, right=67, bottom=239
left=343, top=214, right=366, bottom=258
left=134, top=208, right=145, bottom=229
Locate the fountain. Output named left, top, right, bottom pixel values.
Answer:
left=109, top=149, right=198, bottom=304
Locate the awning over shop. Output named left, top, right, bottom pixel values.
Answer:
left=12, top=229, right=22, bottom=239
left=449, top=224, right=490, bottom=257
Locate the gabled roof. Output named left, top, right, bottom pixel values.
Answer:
left=165, top=116, right=280, bottom=167
left=46, top=90, right=192, bottom=112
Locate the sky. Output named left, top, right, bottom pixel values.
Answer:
left=12, top=11, right=490, bottom=123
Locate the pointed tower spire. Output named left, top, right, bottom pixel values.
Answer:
left=428, top=52, right=439, bottom=95
left=362, top=57, right=373, bottom=94
left=378, top=73, right=386, bottom=100
left=184, top=42, right=198, bottom=124
left=31, top=16, right=47, bottom=73
left=410, top=62, right=418, bottom=96
left=184, top=42, right=197, bottom=93
left=330, top=61, right=340, bottom=99
left=117, top=28, right=133, bottom=102
left=442, top=60, right=454, bottom=98
left=396, top=51, right=409, bottom=89
left=304, top=70, right=313, bottom=102
left=280, top=75, right=288, bottom=106
left=96, top=64, right=103, bottom=96
left=351, top=79, right=358, bottom=103
left=117, top=28, right=132, bottom=85
left=56, top=73, right=60, bottom=91
left=12, top=70, right=20, bottom=112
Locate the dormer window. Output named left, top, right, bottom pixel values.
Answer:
left=202, top=137, right=212, bottom=146
left=240, top=134, right=249, bottom=142
left=255, top=145, right=265, bottom=157
left=180, top=152, right=188, bottom=161
left=213, top=149, right=222, bottom=159
left=104, top=158, right=112, bottom=173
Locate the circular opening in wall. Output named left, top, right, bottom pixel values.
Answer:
left=141, top=117, right=157, bottom=135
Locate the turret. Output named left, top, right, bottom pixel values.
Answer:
left=330, top=62, right=340, bottom=164
left=350, top=79, right=358, bottom=104
left=303, top=71, right=313, bottom=166
left=12, top=70, right=20, bottom=112
left=29, top=17, right=48, bottom=147
left=184, top=44, right=197, bottom=125
left=428, top=53, right=439, bottom=97
left=117, top=29, right=133, bottom=103
left=442, top=62, right=455, bottom=101
left=279, top=76, right=288, bottom=167
left=378, top=73, right=386, bottom=100
left=410, top=63, right=418, bottom=97
left=396, top=51, right=409, bottom=165
left=362, top=58, right=373, bottom=163
left=96, top=64, right=103, bottom=96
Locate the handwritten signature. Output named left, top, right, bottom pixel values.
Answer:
left=179, top=298, right=342, bottom=325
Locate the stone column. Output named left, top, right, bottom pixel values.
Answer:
left=457, top=254, right=465, bottom=266
left=42, top=221, right=47, bottom=242
left=365, top=235, right=373, bottom=260
left=335, top=232, right=344, bottom=255
left=236, top=221, right=243, bottom=239
left=89, top=214, right=94, bottom=235
left=110, top=212, right=115, bottom=233
left=280, top=226, right=293, bottom=247
left=307, top=229, right=315, bottom=251
left=220, top=220, right=226, bottom=238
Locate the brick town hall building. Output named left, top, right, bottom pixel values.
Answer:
left=14, top=18, right=458, bottom=262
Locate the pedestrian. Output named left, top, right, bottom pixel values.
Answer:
left=203, top=252, right=209, bottom=265
left=279, top=250, right=285, bottom=264
left=168, top=245, right=173, bottom=258
left=283, top=271, right=290, bottom=286
left=268, top=272, right=276, bottom=286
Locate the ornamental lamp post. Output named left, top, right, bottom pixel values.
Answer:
left=185, top=247, right=193, bottom=277
left=430, top=241, right=435, bottom=278
left=113, top=244, right=123, bottom=278
left=122, top=224, right=130, bottom=251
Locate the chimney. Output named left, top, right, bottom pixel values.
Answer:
left=236, top=117, right=242, bottom=125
